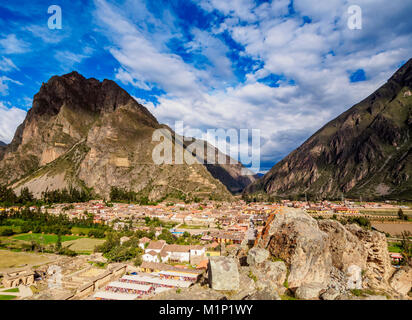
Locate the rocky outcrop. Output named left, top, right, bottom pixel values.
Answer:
left=256, top=208, right=332, bottom=288
left=208, top=257, right=240, bottom=291
left=245, top=58, right=412, bottom=200
left=390, top=266, right=412, bottom=296
left=318, top=219, right=393, bottom=290
left=252, top=208, right=403, bottom=299
left=318, top=220, right=367, bottom=271
left=345, top=224, right=393, bottom=290
left=246, top=248, right=269, bottom=267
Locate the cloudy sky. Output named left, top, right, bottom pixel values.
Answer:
left=0, top=0, right=411, bottom=173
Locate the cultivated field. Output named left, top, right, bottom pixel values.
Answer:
left=13, top=233, right=81, bottom=244
left=371, top=222, right=412, bottom=236
left=0, top=249, right=54, bottom=271
left=62, top=238, right=105, bottom=253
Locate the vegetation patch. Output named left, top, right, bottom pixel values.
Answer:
left=0, top=295, right=17, bottom=300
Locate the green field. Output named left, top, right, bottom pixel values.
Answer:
left=0, top=295, right=17, bottom=300
left=63, top=238, right=106, bottom=253
left=71, top=227, right=93, bottom=235
left=179, top=224, right=205, bottom=229
left=13, top=233, right=81, bottom=244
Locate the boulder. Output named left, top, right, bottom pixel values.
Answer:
left=208, top=257, right=240, bottom=291
left=295, top=283, right=325, bottom=300
left=247, top=248, right=269, bottom=266
left=346, top=264, right=363, bottom=289
left=390, top=266, right=412, bottom=296
left=320, top=288, right=339, bottom=300
left=257, top=208, right=332, bottom=288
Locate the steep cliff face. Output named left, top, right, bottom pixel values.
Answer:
left=246, top=59, right=412, bottom=200
left=0, top=72, right=255, bottom=199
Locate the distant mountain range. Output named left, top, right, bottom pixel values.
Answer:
left=0, top=72, right=256, bottom=200
left=245, top=58, right=412, bottom=201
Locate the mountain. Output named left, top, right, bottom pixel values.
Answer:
left=0, top=71, right=256, bottom=200
left=0, top=141, right=6, bottom=160
left=245, top=59, right=412, bottom=200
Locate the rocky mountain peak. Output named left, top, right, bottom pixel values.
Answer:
left=29, top=71, right=158, bottom=126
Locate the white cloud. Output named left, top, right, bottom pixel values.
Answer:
left=0, top=76, right=22, bottom=96
left=0, top=102, right=26, bottom=143
left=0, top=34, right=30, bottom=54
left=25, top=24, right=68, bottom=44
left=54, top=50, right=92, bottom=70
left=94, top=0, right=412, bottom=171
left=0, top=57, right=18, bottom=72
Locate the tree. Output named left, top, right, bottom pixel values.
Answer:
left=134, top=254, right=143, bottom=266
left=55, top=234, right=62, bottom=252
left=398, top=209, right=408, bottom=221
left=398, top=208, right=405, bottom=220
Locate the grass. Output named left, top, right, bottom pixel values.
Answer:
left=248, top=271, right=258, bottom=282
left=2, top=288, right=19, bottom=293
left=13, top=233, right=81, bottom=244
left=350, top=289, right=381, bottom=297
left=0, top=295, right=17, bottom=300
left=71, top=227, right=93, bottom=235
left=388, top=242, right=403, bottom=253
left=62, top=238, right=105, bottom=253
left=280, top=294, right=298, bottom=300
left=179, top=224, right=205, bottom=229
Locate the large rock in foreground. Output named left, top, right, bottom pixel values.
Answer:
left=208, top=257, right=240, bottom=291
left=257, top=208, right=332, bottom=288
left=390, top=266, right=412, bottom=296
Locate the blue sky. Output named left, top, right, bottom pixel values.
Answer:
left=1, top=0, right=412, bottom=173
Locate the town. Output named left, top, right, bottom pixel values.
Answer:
left=0, top=198, right=410, bottom=300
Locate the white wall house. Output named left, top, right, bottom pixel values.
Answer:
left=190, top=246, right=205, bottom=257
left=142, top=251, right=160, bottom=263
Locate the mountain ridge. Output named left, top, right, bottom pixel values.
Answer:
left=0, top=72, right=256, bottom=200
left=245, top=59, right=412, bottom=200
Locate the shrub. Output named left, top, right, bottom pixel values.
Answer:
left=0, top=228, right=14, bottom=236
